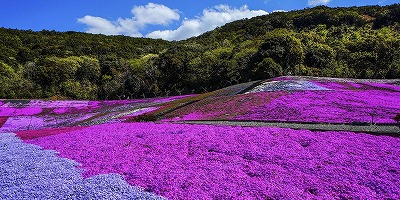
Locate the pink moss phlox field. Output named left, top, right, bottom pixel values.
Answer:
left=313, top=81, right=400, bottom=91
left=15, top=126, right=87, bottom=140
left=0, top=107, right=42, bottom=116
left=313, top=81, right=352, bottom=90
left=0, top=116, right=47, bottom=132
left=0, top=107, right=16, bottom=116
left=167, top=82, right=400, bottom=124
left=14, top=107, right=43, bottom=116
left=236, top=90, right=400, bottom=124
left=26, top=122, right=400, bottom=199
left=151, top=95, right=194, bottom=103
left=0, top=96, right=191, bottom=131
left=361, top=82, right=400, bottom=92
left=119, top=107, right=159, bottom=119
left=167, top=92, right=286, bottom=121
left=0, top=117, right=7, bottom=127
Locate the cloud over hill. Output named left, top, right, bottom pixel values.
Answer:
left=78, top=3, right=268, bottom=41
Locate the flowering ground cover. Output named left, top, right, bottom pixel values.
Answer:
left=0, top=117, right=7, bottom=127
left=15, top=126, right=87, bottom=140
left=165, top=92, right=287, bottom=121
left=313, top=80, right=400, bottom=91
left=0, top=133, right=165, bottom=199
left=144, top=81, right=259, bottom=119
left=23, top=122, right=400, bottom=199
left=0, top=95, right=189, bottom=132
left=235, top=90, right=400, bottom=124
left=165, top=77, right=400, bottom=124
left=361, top=82, right=400, bottom=92
left=246, top=80, right=329, bottom=93
left=1, top=76, right=399, bottom=199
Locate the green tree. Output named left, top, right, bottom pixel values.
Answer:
left=252, top=57, right=283, bottom=79
left=257, top=29, right=304, bottom=73
left=61, top=79, right=98, bottom=99
left=75, top=56, right=101, bottom=82
left=304, top=43, right=336, bottom=69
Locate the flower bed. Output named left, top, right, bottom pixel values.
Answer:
left=0, top=117, right=7, bottom=127
left=25, top=122, right=400, bottom=199
left=361, top=82, right=400, bottom=92
left=15, top=126, right=87, bottom=140
left=165, top=92, right=286, bottom=121
left=0, top=133, right=164, bottom=199
left=165, top=80, right=400, bottom=124
left=0, top=96, right=190, bottom=132
left=0, top=116, right=45, bottom=132
left=235, top=90, right=400, bottom=124
left=246, top=80, right=328, bottom=93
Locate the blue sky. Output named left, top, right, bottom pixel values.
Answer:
left=1, top=0, right=398, bottom=40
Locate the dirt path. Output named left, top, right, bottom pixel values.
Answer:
left=174, top=120, right=400, bottom=136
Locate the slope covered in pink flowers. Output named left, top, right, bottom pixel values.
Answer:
left=1, top=76, right=400, bottom=199
left=0, top=95, right=189, bottom=132
left=166, top=77, right=400, bottom=124
left=25, top=122, right=400, bottom=199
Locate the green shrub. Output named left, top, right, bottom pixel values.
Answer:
left=129, top=114, right=159, bottom=122
left=394, top=114, right=400, bottom=127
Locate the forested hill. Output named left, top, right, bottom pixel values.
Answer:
left=1, top=4, right=400, bottom=100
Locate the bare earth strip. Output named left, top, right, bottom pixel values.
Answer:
left=175, top=120, right=400, bottom=136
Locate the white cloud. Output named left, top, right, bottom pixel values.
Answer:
left=271, top=10, right=287, bottom=13
left=77, top=16, right=123, bottom=35
left=146, top=5, right=268, bottom=41
left=308, top=0, right=332, bottom=6
left=77, top=3, right=180, bottom=37
left=131, top=3, right=180, bottom=25
left=78, top=3, right=268, bottom=41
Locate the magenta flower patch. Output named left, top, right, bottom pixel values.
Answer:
left=15, top=126, right=87, bottom=140
left=0, top=107, right=17, bottom=116
left=166, top=80, right=400, bottom=124
left=361, top=82, right=400, bottom=92
left=0, top=116, right=46, bottom=132
left=236, top=90, right=400, bottom=124
left=0, top=107, right=42, bottom=117
left=166, top=92, right=286, bottom=121
left=25, top=122, right=400, bottom=199
left=0, top=117, right=7, bottom=127
left=313, top=81, right=354, bottom=90
left=0, top=95, right=192, bottom=132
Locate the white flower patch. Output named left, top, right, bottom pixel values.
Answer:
left=28, top=100, right=91, bottom=108
left=246, top=80, right=329, bottom=93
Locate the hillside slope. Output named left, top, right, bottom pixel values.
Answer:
left=1, top=76, right=400, bottom=199
left=1, top=76, right=399, bottom=133
left=163, top=76, right=400, bottom=125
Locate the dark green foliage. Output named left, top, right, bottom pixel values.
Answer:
left=304, top=43, right=335, bottom=69
left=394, top=114, right=400, bottom=128
left=252, top=58, right=283, bottom=79
left=257, top=29, right=304, bottom=71
left=129, top=114, right=159, bottom=122
left=0, top=4, right=400, bottom=100
left=373, top=4, right=400, bottom=29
